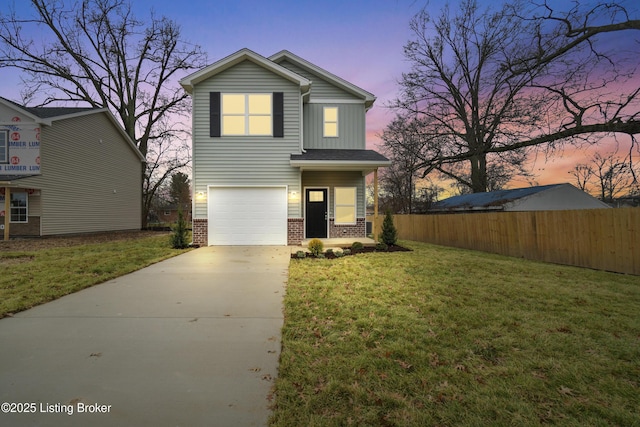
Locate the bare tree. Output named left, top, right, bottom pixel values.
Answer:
left=0, top=0, right=207, bottom=225
left=591, top=153, right=632, bottom=203
left=379, top=115, right=427, bottom=213
left=569, top=163, right=594, bottom=192
left=388, top=0, right=640, bottom=193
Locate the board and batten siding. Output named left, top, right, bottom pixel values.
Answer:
left=18, top=113, right=142, bottom=235
left=303, top=103, right=365, bottom=150
left=302, top=171, right=366, bottom=218
left=192, top=60, right=302, bottom=219
left=276, top=59, right=366, bottom=150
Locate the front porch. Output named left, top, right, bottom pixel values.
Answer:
left=291, top=237, right=377, bottom=254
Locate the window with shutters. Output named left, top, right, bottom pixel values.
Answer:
left=222, top=94, right=272, bottom=136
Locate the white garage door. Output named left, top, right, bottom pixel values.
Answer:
left=208, top=187, right=287, bottom=245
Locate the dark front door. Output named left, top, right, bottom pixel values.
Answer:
left=305, top=189, right=328, bottom=238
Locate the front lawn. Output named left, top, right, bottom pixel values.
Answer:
left=0, top=233, right=191, bottom=318
left=271, top=241, right=640, bottom=426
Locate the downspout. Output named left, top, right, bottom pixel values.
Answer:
left=300, top=83, right=311, bottom=153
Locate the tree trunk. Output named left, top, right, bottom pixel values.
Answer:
left=469, top=154, right=488, bottom=193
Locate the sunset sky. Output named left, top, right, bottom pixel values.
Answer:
left=1, top=0, right=638, bottom=193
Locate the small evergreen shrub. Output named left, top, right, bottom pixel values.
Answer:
left=351, top=241, right=364, bottom=252
left=170, top=208, right=190, bottom=249
left=376, top=242, right=388, bottom=251
left=381, top=210, right=398, bottom=246
left=308, top=238, right=324, bottom=257
left=296, top=251, right=306, bottom=259
left=343, top=249, right=352, bottom=256
left=334, top=249, right=344, bottom=258
left=325, top=248, right=334, bottom=255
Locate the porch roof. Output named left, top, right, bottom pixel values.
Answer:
left=0, top=175, right=39, bottom=186
left=290, top=149, right=390, bottom=173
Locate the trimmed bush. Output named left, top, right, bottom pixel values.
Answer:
left=334, top=250, right=344, bottom=258
left=296, top=251, right=306, bottom=259
left=376, top=242, right=388, bottom=251
left=351, top=241, right=364, bottom=252
left=308, top=238, right=324, bottom=257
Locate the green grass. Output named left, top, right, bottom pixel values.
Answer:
left=271, top=241, right=640, bottom=426
left=0, top=234, right=191, bottom=317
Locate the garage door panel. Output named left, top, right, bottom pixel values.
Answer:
left=208, top=187, right=287, bottom=245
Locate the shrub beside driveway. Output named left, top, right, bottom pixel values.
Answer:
left=271, top=241, right=640, bottom=426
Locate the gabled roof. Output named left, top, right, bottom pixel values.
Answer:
left=179, top=48, right=312, bottom=94
left=290, top=149, right=390, bottom=173
left=0, top=97, right=145, bottom=163
left=269, top=50, right=376, bottom=110
left=431, top=183, right=609, bottom=212
left=0, top=96, right=99, bottom=125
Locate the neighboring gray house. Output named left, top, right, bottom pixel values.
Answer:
left=180, top=48, right=390, bottom=246
left=0, top=97, right=145, bottom=238
left=430, top=183, right=611, bottom=213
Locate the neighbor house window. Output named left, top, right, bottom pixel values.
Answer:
left=222, top=94, right=272, bottom=136
left=334, top=187, right=356, bottom=224
left=10, top=192, right=27, bottom=223
left=0, top=130, right=7, bottom=163
left=323, top=107, right=338, bottom=137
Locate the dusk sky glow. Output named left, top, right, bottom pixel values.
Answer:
left=2, top=0, right=638, bottom=192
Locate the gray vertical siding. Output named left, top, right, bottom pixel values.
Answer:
left=303, top=103, right=366, bottom=149
left=302, top=171, right=365, bottom=218
left=18, top=113, right=142, bottom=235
left=276, top=60, right=367, bottom=150
left=192, top=60, right=302, bottom=218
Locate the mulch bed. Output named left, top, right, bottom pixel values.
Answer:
left=292, top=244, right=411, bottom=259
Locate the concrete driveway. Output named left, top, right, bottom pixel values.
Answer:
left=0, top=246, right=289, bottom=427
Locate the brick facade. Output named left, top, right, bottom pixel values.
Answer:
left=329, top=218, right=366, bottom=239
left=0, top=216, right=41, bottom=238
left=192, top=219, right=208, bottom=246
left=191, top=217, right=366, bottom=246
left=288, top=218, right=304, bottom=245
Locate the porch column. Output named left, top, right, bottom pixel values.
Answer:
left=373, top=168, right=379, bottom=242
left=3, top=187, right=10, bottom=241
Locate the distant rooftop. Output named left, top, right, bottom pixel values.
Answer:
left=432, top=184, right=565, bottom=211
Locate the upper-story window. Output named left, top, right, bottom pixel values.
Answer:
left=222, top=94, right=272, bottom=136
left=323, top=107, right=338, bottom=137
left=0, top=130, right=7, bottom=163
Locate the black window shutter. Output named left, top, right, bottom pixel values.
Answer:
left=210, top=92, right=221, bottom=137
left=273, top=92, right=284, bottom=138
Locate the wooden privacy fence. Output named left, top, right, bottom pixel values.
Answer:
left=369, top=208, right=640, bottom=275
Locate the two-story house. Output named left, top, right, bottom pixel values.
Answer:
left=0, top=97, right=145, bottom=239
left=180, top=49, right=390, bottom=246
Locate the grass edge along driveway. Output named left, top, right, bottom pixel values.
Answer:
left=0, top=234, right=191, bottom=318
left=271, top=241, right=640, bottom=426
